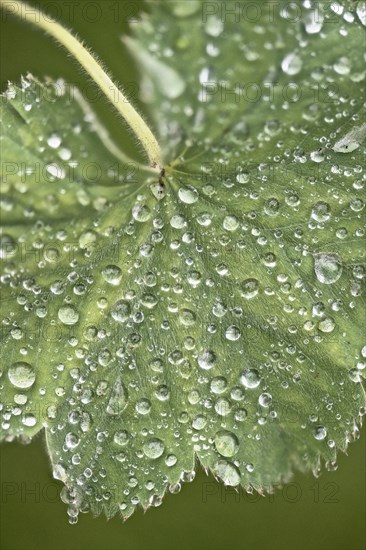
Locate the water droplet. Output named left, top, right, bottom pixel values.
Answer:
left=106, top=378, right=128, bottom=416
left=165, top=454, right=178, bottom=466
left=113, top=430, right=129, bottom=446
left=240, top=368, right=261, bottom=389
left=0, top=234, right=17, bottom=259
left=214, top=430, right=239, bottom=457
left=281, top=52, right=302, bottom=75
left=102, top=265, right=122, bottom=285
left=47, top=133, right=62, bottom=149
left=357, top=1, right=366, bottom=25
left=65, top=432, right=80, bottom=449
left=310, top=149, right=325, bottom=163
left=135, top=398, right=151, bottom=415
left=314, top=425, right=327, bottom=441
left=317, top=317, right=336, bottom=333
left=22, top=414, right=37, bottom=427
left=111, top=300, right=131, bottom=322
left=46, top=163, right=65, bottom=180
left=241, top=278, right=259, bottom=299
left=225, top=325, right=241, bottom=341
left=143, top=438, right=165, bottom=459
left=213, top=460, right=241, bottom=486
left=178, top=186, right=199, bottom=204
left=8, top=362, right=36, bottom=389
left=304, top=9, right=324, bottom=34
left=311, top=201, right=331, bottom=222
left=258, top=392, right=272, bottom=407
left=132, top=204, right=151, bottom=222
left=198, top=350, right=216, bottom=370
left=314, top=254, right=342, bottom=285
left=58, top=305, right=79, bottom=325
left=223, top=215, right=239, bottom=231
left=179, top=309, right=196, bottom=326
left=210, top=376, right=227, bottom=394
left=205, top=15, right=224, bottom=37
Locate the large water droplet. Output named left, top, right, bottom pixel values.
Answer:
left=106, top=377, right=128, bottom=416
left=111, top=300, right=131, bottom=322
left=102, top=265, right=122, bottom=285
left=113, top=430, right=129, bottom=446
left=8, top=362, right=36, bottom=389
left=281, top=52, right=302, bottom=75
left=240, top=368, right=261, bottom=389
left=241, top=278, right=259, bottom=299
left=0, top=234, right=17, bottom=259
left=58, top=305, right=79, bottom=325
left=214, top=430, right=239, bottom=457
left=314, top=425, right=327, bottom=440
left=311, top=201, right=331, bottom=222
left=225, top=325, right=241, bottom=341
left=213, top=460, right=241, bottom=486
left=132, top=204, right=151, bottom=222
left=178, top=186, right=199, bottom=204
left=198, top=350, right=216, bottom=370
left=314, top=254, right=342, bottom=284
left=143, top=438, right=165, bottom=459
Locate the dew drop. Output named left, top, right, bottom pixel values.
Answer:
left=314, top=425, right=327, bottom=441
left=213, top=460, right=241, bottom=486
left=22, top=414, right=37, bottom=427
left=47, top=133, right=62, bottom=149
left=314, top=253, right=342, bottom=285
left=198, top=350, right=216, bottom=370
left=132, top=204, right=151, bottom=222
left=58, top=305, right=79, bottom=325
left=223, top=215, right=239, bottom=231
left=111, top=300, right=131, bottom=322
left=214, top=430, right=239, bottom=457
left=143, top=438, right=165, bottom=459
left=102, top=265, right=122, bottom=285
left=240, top=368, right=261, bottom=389
left=241, top=278, right=259, bottom=299
left=106, top=378, right=128, bottom=416
left=311, top=201, right=331, bottom=222
left=225, top=325, right=241, bottom=341
left=0, top=234, right=17, bottom=259
left=135, top=398, right=151, bottom=415
left=281, top=52, right=302, bottom=75
left=113, top=430, right=129, bottom=446
left=8, top=362, right=36, bottom=389
left=258, top=392, right=272, bottom=408
left=178, top=186, right=199, bottom=204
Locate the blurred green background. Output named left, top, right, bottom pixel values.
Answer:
left=0, top=1, right=365, bottom=549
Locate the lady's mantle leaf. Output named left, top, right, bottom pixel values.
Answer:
left=1, top=1, right=365, bottom=521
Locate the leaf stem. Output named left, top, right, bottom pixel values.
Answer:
left=0, top=0, right=163, bottom=170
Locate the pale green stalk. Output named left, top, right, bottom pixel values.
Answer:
left=0, top=0, right=163, bottom=169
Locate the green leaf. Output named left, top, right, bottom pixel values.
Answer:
left=1, top=0, right=365, bottom=522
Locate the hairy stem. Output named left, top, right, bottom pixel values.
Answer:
left=1, top=0, right=163, bottom=169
